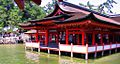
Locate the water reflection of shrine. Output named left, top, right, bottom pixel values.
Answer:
left=59, top=57, right=88, bottom=64
left=25, top=51, right=88, bottom=64
left=25, top=51, right=39, bottom=62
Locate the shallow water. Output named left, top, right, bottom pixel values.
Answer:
left=0, top=44, right=119, bottom=64
left=0, top=44, right=89, bottom=64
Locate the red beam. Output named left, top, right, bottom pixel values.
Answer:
left=45, top=30, right=48, bottom=46
left=82, top=32, right=85, bottom=45
left=90, top=22, right=120, bottom=29
left=66, top=30, right=69, bottom=45
left=69, top=32, right=82, bottom=34
left=92, top=33, right=95, bottom=45
left=36, top=30, right=39, bottom=43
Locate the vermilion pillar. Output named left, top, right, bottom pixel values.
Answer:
left=66, top=30, right=69, bottom=45
left=45, top=30, right=48, bottom=46
left=82, top=32, right=85, bottom=45
left=36, top=30, right=39, bottom=43
left=92, top=33, right=95, bottom=45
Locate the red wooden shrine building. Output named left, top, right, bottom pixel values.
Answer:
left=20, top=0, right=120, bottom=59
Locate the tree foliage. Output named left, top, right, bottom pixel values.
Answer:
left=79, top=0, right=117, bottom=14
left=43, top=0, right=55, bottom=14
left=0, top=0, right=46, bottom=32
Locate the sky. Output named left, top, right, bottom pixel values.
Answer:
left=40, top=0, right=120, bottom=14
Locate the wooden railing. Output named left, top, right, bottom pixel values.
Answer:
left=59, top=43, right=120, bottom=53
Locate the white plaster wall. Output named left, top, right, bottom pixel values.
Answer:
left=104, top=45, right=110, bottom=50
left=117, top=44, right=120, bottom=47
left=59, top=44, right=71, bottom=52
left=111, top=44, right=116, bottom=48
left=97, top=46, right=103, bottom=51
left=88, top=46, right=95, bottom=52
left=73, top=45, right=87, bottom=53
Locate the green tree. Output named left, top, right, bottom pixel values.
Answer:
left=98, top=0, right=117, bottom=13
left=79, top=0, right=117, bottom=14
left=0, top=0, right=46, bottom=32
left=43, top=0, right=55, bottom=14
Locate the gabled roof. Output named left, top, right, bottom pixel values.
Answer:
left=59, top=1, right=110, bottom=18
left=45, top=2, right=68, bottom=17
left=45, top=1, right=109, bottom=18
left=55, top=13, right=120, bottom=26
left=20, top=1, right=120, bottom=29
left=110, top=15, right=120, bottom=22
left=57, top=1, right=120, bottom=25
left=29, top=14, right=72, bottom=23
left=29, top=1, right=120, bottom=24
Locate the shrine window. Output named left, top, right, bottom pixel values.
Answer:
left=118, top=35, right=120, bottom=43
left=79, top=34, right=82, bottom=45
left=86, top=33, right=92, bottom=45
left=41, top=36, right=45, bottom=40
left=95, top=34, right=101, bottom=45
left=51, top=35, right=56, bottom=42
left=68, top=34, right=82, bottom=45
left=115, top=35, right=120, bottom=43
left=72, top=34, right=78, bottom=45
left=59, top=32, right=65, bottom=44
left=103, top=34, right=109, bottom=44
left=69, top=34, right=73, bottom=44
left=109, top=34, right=114, bottom=43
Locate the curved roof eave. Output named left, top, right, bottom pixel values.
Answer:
left=55, top=13, right=120, bottom=26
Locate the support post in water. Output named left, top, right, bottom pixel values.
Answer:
left=71, top=43, right=73, bottom=58
left=59, top=43, right=61, bottom=56
left=109, top=42, right=112, bottom=55
left=94, top=43, right=97, bottom=58
left=48, top=48, right=50, bottom=54
left=115, top=42, right=117, bottom=53
left=85, top=44, right=88, bottom=60
left=38, top=48, right=40, bottom=52
left=102, top=43, right=104, bottom=56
